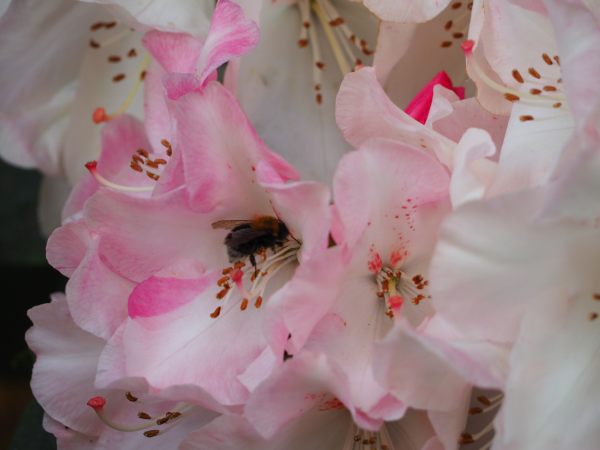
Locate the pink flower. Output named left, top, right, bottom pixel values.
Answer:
left=78, top=81, right=333, bottom=408
left=461, top=0, right=600, bottom=195
left=182, top=351, right=439, bottom=450
left=427, top=120, right=600, bottom=449
left=228, top=0, right=381, bottom=182
left=26, top=294, right=219, bottom=448
left=336, top=67, right=503, bottom=208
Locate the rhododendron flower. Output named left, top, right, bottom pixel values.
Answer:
left=336, top=67, right=505, bottom=208
left=76, top=82, right=337, bottom=410
left=427, top=109, right=600, bottom=449
left=26, top=294, right=220, bottom=449
left=461, top=0, right=600, bottom=195
left=182, top=352, right=439, bottom=449
left=228, top=0, right=380, bottom=182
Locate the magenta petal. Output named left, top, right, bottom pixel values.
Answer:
left=128, top=275, right=215, bottom=318
left=404, top=71, right=465, bottom=124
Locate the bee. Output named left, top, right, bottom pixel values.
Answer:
left=211, top=215, right=290, bottom=270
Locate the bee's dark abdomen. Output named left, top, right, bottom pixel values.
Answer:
left=224, top=226, right=282, bottom=263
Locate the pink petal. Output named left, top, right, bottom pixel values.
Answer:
left=194, top=0, right=259, bottom=88
left=173, top=82, right=298, bottom=213
left=336, top=68, right=455, bottom=167
left=332, top=138, right=450, bottom=248
left=143, top=30, right=203, bottom=73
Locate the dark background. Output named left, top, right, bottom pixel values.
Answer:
left=0, top=160, right=65, bottom=449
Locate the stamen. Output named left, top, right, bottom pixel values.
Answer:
left=312, top=0, right=351, bottom=75
left=87, top=397, right=191, bottom=437
left=464, top=41, right=566, bottom=109
left=298, top=1, right=311, bottom=48
left=85, top=161, right=154, bottom=192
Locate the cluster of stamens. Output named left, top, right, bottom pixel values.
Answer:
left=85, top=138, right=172, bottom=192
left=375, top=266, right=429, bottom=319
left=296, top=0, right=374, bottom=104
left=440, top=1, right=474, bottom=48
left=462, top=40, right=567, bottom=121
left=458, top=392, right=504, bottom=449
left=86, top=391, right=190, bottom=439
left=209, top=241, right=300, bottom=319
left=88, top=20, right=150, bottom=125
left=344, top=423, right=396, bottom=450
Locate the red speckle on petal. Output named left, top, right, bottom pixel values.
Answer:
left=461, top=39, right=475, bottom=54
left=367, top=251, right=383, bottom=274
left=87, top=396, right=106, bottom=410
left=390, top=250, right=404, bottom=267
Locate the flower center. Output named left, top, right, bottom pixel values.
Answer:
left=86, top=392, right=192, bottom=439
left=295, top=0, right=374, bottom=105
left=368, top=250, right=430, bottom=319
left=463, top=39, right=567, bottom=120
left=208, top=234, right=300, bottom=319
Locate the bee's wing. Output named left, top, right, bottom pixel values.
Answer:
left=211, top=220, right=249, bottom=230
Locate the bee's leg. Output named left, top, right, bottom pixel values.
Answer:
left=249, top=253, right=259, bottom=278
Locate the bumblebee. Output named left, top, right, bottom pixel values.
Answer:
left=211, top=215, right=290, bottom=269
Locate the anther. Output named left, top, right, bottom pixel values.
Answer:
left=160, top=139, right=173, bottom=157
left=543, top=85, right=557, bottom=92
left=210, top=307, right=222, bottom=318
left=113, top=73, right=126, bottom=82
left=125, top=392, right=138, bottom=402
left=589, top=312, right=598, bottom=321
left=90, top=22, right=104, bottom=31
left=512, top=69, right=524, bottom=83
left=108, top=55, right=121, bottom=63
left=146, top=171, right=160, bottom=181
left=138, top=412, right=152, bottom=420
left=104, top=21, right=117, bottom=29
left=504, top=93, right=520, bottom=102
left=444, top=20, right=453, bottom=30
left=254, top=296, right=263, bottom=308
left=519, top=115, right=534, bottom=121
left=441, top=41, right=453, bottom=48
left=528, top=67, right=541, bottom=79
left=542, top=53, right=553, bottom=65
left=240, top=298, right=249, bottom=310
left=128, top=48, right=137, bottom=58
left=530, top=88, right=542, bottom=95
left=143, top=430, right=160, bottom=438
left=553, top=102, right=562, bottom=108
left=89, top=39, right=100, bottom=49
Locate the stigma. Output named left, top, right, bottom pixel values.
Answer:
left=295, top=0, right=374, bottom=105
